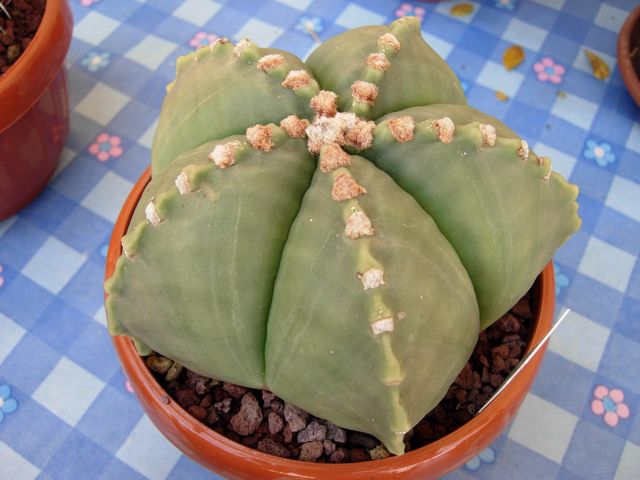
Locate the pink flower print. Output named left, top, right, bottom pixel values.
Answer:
left=591, top=385, right=630, bottom=427
left=395, top=3, right=426, bottom=21
left=533, top=57, right=565, bottom=84
left=89, top=133, right=123, bottom=162
left=0, top=265, right=4, bottom=288
left=125, top=380, right=134, bottom=393
left=80, top=0, right=100, bottom=6
left=189, top=32, right=219, bottom=49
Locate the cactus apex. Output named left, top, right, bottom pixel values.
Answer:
left=431, top=117, right=455, bottom=144
left=345, top=209, right=374, bottom=239
left=319, top=143, right=351, bottom=172
left=257, top=54, right=286, bottom=72
left=145, top=200, right=162, bottom=226
left=246, top=125, right=273, bottom=152
left=358, top=268, right=385, bottom=290
left=280, top=115, right=310, bottom=138
left=388, top=116, right=415, bottom=143
left=310, top=90, right=338, bottom=117
left=366, top=53, right=390, bottom=71
left=478, top=124, right=497, bottom=147
left=175, top=171, right=192, bottom=195
left=281, top=70, right=313, bottom=90
left=331, top=171, right=366, bottom=201
left=518, top=140, right=529, bottom=162
left=306, top=113, right=356, bottom=154
left=371, top=317, right=394, bottom=335
left=208, top=141, right=242, bottom=169
left=378, top=33, right=400, bottom=54
left=351, top=80, right=379, bottom=106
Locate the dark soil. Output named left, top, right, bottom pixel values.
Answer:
left=147, top=292, right=533, bottom=463
left=0, top=0, right=45, bottom=74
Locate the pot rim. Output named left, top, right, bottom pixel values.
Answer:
left=105, top=166, right=555, bottom=477
left=0, top=0, right=73, bottom=131
left=617, top=5, right=640, bottom=107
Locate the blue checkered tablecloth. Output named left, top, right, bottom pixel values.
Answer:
left=0, top=0, right=639, bottom=478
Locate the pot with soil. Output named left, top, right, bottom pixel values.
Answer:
left=104, top=17, right=580, bottom=479
left=0, top=0, right=72, bottom=220
left=618, top=5, right=640, bottom=107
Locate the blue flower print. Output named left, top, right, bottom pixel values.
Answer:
left=465, top=446, right=496, bottom=470
left=583, top=140, right=615, bottom=167
left=494, top=0, right=517, bottom=10
left=81, top=51, right=110, bottom=73
left=295, top=16, right=324, bottom=36
left=0, top=384, right=18, bottom=423
left=554, top=262, right=570, bottom=295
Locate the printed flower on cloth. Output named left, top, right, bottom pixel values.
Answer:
left=0, top=385, right=18, bottom=423
left=395, top=3, right=426, bottom=21
left=592, top=386, right=630, bottom=427
left=465, top=446, right=496, bottom=470
left=81, top=52, right=110, bottom=72
left=89, top=133, right=123, bottom=162
left=494, top=0, right=517, bottom=10
left=584, top=140, right=615, bottom=167
left=553, top=262, right=570, bottom=295
left=189, top=32, right=219, bottom=49
left=295, top=16, right=324, bottom=35
left=533, top=57, right=565, bottom=84
left=0, top=264, right=4, bottom=288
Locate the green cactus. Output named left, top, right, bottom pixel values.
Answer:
left=105, top=17, right=580, bottom=456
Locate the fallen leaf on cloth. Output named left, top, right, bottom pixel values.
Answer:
left=584, top=49, right=610, bottom=81
left=451, top=3, right=474, bottom=17
left=503, top=45, right=525, bottom=71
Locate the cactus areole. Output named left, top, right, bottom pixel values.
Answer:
left=104, top=18, right=580, bottom=456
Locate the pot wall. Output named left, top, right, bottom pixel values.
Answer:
left=0, top=0, right=72, bottom=220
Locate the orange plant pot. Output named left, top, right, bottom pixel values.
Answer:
left=0, top=0, right=73, bottom=220
left=618, top=5, right=640, bottom=107
left=105, top=167, right=555, bottom=480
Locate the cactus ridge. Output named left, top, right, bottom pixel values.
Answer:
left=106, top=19, right=580, bottom=455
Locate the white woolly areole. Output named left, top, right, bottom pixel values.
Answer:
left=388, top=116, right=415, bottom=143
left=366, top=53, right=390, bottom=71
left=345, top=210, right=374, bottom=239
left=280, top=115, right=310, bottom=138
left=432, top=117, right=455, bottom=144
left=212, top=37, right=229, bottom=47
left=175, top=172, right=191, bottom=195
left=371, top=317, right=394, bottom=335
left=378, top=33, right=400, bottom=53
left=232, top=38, right=252, bottom=57
left=257, top=54, right=285, bottom=71
left=351, top=80, right=379, bottom=105
left=145, top=201, right=162, bottom=226
left=121, top=240, right=133, bottom=259
left=306, top=113, right=357, bottom=154
left=478, top=124, right=497, bottom=146
left=543, top=164, right=552, bottom=181
left=281, top=70, right=312, bottom=90
left=360, top=268, right=385, bottom=290
left=518, top=140, right=529, bottom=161
left=310, top=90, right=338, bottom=117
left=208, top=142, right=239, bottom=168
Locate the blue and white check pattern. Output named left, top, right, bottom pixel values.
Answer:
left=0, top=0, right=638, bottom=478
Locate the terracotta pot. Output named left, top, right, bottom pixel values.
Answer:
left=618, top=5, right=640, bottom=107
left=105, top=167, right=555, bottom=479
left=0, top=0, right=73, bottom=220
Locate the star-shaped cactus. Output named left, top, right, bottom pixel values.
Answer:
left=104, top=17, right=580, bottom=455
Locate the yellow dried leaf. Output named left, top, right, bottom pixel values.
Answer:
left=584, top=49, right=610, bottom=81
left=451, top=3, right=474, bottom=17
left=495, top=91, right=509, bottom=102
left=557, top=90, right=567, bottom=98
left=503, top=45, right=525, bottom=71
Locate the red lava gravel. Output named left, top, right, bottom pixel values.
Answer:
left=0, top=0, right=45, bottom=74
left=147, top=292, right=533, bottom=463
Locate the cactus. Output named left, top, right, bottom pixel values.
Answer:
left=105, top=17, right=580, bottom=456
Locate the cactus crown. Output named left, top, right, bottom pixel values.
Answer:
left=105, top=17, right=580, bottom=456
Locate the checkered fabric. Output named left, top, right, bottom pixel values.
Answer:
left=0, top=0, right=639, bottom=478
